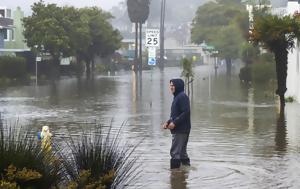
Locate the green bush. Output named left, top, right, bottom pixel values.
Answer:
left=239, top=66, right=251, bottom=83
left=0, top=56, right=28, bottom=81
left=285, top=96, right=295, bottom=103
left=62, top=123, right=140, bottom=189
left=95, top=64, right=107, bottom=73
left=251, top=62, right=276, bottom=83
left=0, top=122, right=65, bottom=189
left=0, top=114, right=140, bottom=189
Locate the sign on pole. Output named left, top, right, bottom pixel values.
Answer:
left=145, top=29, right=160, bottom=47
left=148, top=47, right=156, bottom=66
left=36, top=57, right=42, bottom=62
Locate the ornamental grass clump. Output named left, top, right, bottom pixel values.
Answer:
left=0, top=120, right=65, bottom=189
left=62, top=123, right=140, bottom=189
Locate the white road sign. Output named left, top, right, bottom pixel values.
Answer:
left=145, top=29, right=160, bottom=47
left=148, top=47, right=156, bottom=66
left=36, top=57, right=42, bottom=62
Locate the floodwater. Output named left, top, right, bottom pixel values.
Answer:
left=1, top=65, right=300, bottom=189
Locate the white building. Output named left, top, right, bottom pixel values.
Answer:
left=284, top=0, right=300, bottom=102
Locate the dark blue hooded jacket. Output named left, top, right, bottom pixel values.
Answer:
left=168, top=79, right=191, bottom=134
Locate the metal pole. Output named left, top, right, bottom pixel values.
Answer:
left=159, top=0, right=166, bottom=70
left=35, top=58, right=37, bottom=86
left=208, top=53, right=211, bottom=100
left=139, top=22, right=142, bottom=72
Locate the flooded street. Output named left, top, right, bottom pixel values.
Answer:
left=1, top=65, right=300, bottom=188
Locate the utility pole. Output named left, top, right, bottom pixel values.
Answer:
left=139, top=22, right=142, bottom=72
left=159, top=0, right=166, bottom=71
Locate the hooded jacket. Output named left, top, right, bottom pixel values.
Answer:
left=168, top=78, right=191, bottom=134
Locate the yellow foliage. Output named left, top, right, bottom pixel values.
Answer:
left=1, top=164, right=42, bottom=189
left=66, top=169, right=115, bottom=189
left=0, top=180, right=19, bottom=189
left=5, top=165, right=17, bottom=182
left=15, top=167, right=42, bottom=181
left=66, top=181, right=78, bottom=189
left=101, top=169, right=115, bottom=186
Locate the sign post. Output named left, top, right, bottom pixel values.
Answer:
left=35, top=56, right=41, bottom=86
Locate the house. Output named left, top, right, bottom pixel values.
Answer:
left=0, top=6, right=13, bottom=54
left=283, top=0, right=300, bottom=102
left=0, top=6, right=29, bottom=56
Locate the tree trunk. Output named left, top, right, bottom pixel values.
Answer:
left=86, top=61, right=91, bottom=79
left=275, top=110, right=287, bottom=152
left=50, top=56, right=60, bottom=81
left=139, top=23, right=143, bottom=72
left=91, top=58, right=95, bottom=77
left=225, top=57, right=232, bottom=76
left=76, top=56, right=83, bottom=78
left=134, top=22, right=138, bottom=73
left=274, top=48, right=288, bottom=112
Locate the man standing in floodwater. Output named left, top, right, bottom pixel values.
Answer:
left=162, top=78, right=191, bottom=169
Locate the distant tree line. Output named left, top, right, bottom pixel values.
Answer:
left=22, top=0, right=122, bottom=79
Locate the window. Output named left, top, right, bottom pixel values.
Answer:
left=0, top=10, right=4, bottom=17
left=6, top=9, right=11, bottom=18
left=3, top=29, right=8, bottom=40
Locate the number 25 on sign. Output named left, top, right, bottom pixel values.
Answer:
left=145, top=29, right=160, bottom=47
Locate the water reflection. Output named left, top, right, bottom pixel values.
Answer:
left=275, top=111, right=287, bottom=154
left=170, top=169, right=189, bottom=189
left=49, top=81, right=59, bottom=105
left=247, top=87, right=254, bottom=132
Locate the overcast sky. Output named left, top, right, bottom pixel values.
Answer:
left=1, top=0, right=288, bottom=16
left=1, top=0, right=124, bottom=15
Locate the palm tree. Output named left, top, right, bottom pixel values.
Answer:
left=127, top=0, right=150, bottom=72
left=250, top=13, right=300, bottom=111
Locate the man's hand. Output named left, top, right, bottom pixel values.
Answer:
left=162, top=122, right=169, bottom=129
left=168, top=122, right=175, bottom=129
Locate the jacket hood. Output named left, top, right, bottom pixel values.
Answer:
left=170, top=78, right=184, bottom=96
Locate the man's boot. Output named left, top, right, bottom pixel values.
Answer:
left=170, top=159, right=181, bottom=169
left=181, top=158, right=190, bottom=166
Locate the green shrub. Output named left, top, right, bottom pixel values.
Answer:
left=62, top=123, right=140, bottom=189
left=239, top=66, right=251, bottom=83
left=285, top=96, right=295, bottom=103
left=181, top=58, right=194, bottom=78
left=95, top=64, right=107, bottom=73
left=251, top=62, right=276, bottom=84
left=0, top=122, right=65, bottom=189
left=0, top=114, right=140, bottom=189
left=0, top=56, right=28, bottom=81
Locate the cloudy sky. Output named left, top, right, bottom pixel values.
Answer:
left=1, top=0, right=124, bottom=15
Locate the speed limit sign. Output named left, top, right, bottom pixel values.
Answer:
left=145, top=28, right=160, bottom=47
